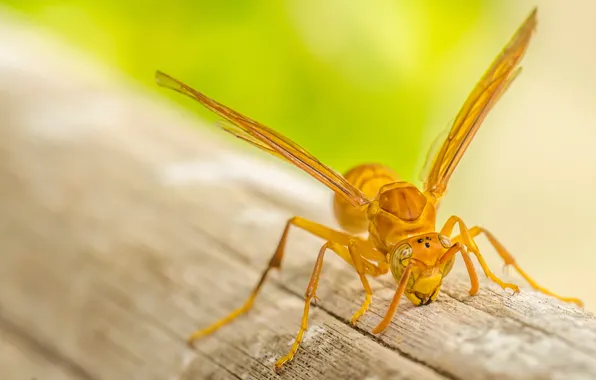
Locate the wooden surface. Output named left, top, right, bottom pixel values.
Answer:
left=2, top=9, right=596, bottom=380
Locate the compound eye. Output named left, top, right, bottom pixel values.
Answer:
left=439, top=234, right=452, bottom=248
left=397, top=243, right=413, bottom=261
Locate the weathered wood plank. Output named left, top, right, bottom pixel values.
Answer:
left=0, top=317, right=87, bottom=380
left=1, top=7, right=596, bottom=380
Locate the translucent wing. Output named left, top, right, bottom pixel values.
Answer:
left=419, top=67, right=519, bottom=184
left=215, top=120, right=285, bottom=158
left=418, top=120, right=452, bottom=183
left=423, top=7, right=537, bottom=199
left=156, top=70, right=371, bottom=208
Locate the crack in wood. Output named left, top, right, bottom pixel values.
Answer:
left=276, top=284, right=459, bottom=380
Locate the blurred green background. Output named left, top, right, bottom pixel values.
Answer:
left=2, top=0, right=516, bottom=183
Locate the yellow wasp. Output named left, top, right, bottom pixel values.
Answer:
left=156, top=7, right=581, bottom=371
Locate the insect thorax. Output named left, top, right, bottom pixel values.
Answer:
left=366, top=182, right=436, bottom=253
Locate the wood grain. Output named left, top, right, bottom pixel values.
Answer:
left=1, top=8, right=595, bottom=380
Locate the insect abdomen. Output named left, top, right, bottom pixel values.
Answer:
left=333, top=163, right=399, bottom=234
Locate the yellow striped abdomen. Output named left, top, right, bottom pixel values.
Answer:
left=333, top=163, right=399, bottom=234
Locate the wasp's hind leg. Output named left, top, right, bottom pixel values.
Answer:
left=454, top=226, right=583, bottom=306
left=186, top=240, right=283, bottom=344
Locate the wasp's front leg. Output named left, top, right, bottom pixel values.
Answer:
left=440, top=215, right=520, bottom=294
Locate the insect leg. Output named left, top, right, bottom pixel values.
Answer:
left=440, top=215, right=520, bottom=294
left=346, top=239, right=389, bottom=325
left=273, top=216, right=384, bottom=270
left=270, top=218, right=388, bottom=370
left=275, top=216, right=388, bottom=327
left=371, top=264, right=413, bottom=335
left=187, top=216, right=386, bottom=360
left=438, top=242, right=480, bottom=296
left=275, top=240, right=368, bottom=371
left=186, top=216, right=349, bottom=344
left=186, top=244, right=283, bottom=344
left=454, top=226, right=583, bottom=306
